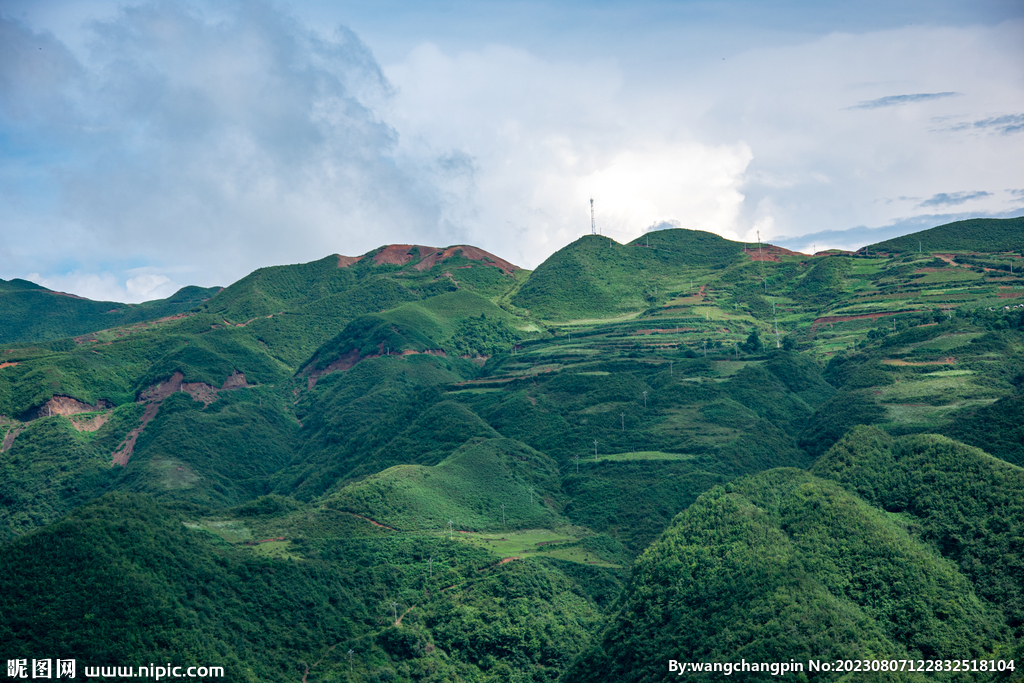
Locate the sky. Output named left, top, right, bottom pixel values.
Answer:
left=1, top=0, right=1022, bottom=302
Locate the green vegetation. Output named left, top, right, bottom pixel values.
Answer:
left=2, top=222, right=1023, bottom=682
left=867, top=217, right=1024, bottom=254
left=0, top=281, right=221, bottom=345
left=568, top=459, right=1017, bottom=682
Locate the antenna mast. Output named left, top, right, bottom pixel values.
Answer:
left=590, top=198, right=596, bottom=235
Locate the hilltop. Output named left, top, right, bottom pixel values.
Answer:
left=864, top=216, right=1024, bottom=255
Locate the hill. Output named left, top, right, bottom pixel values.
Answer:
left=567, top=430, right=1023, bottom=682
left=864, top=216, right=1024, bottom=255
left=510, top=229, right=746, bottom=320
left=0, top=282, right=221, bottom=345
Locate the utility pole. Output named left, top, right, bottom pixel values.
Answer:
left=642, top=390, right=648, bottom=407
left=348, top=650, right=354, bottom=672
left=593, top=439, right=598, bottom=457
left=620, top=412, right=626, bottom=431
left=448, top=519, right=453, bottom=540
left=758, top=229, right=766, bottom=293
left=772, top=301, right=780, bottom=348
left=669, top=360, right=674, bottom=376
left=501, top=504, right=506, bottom=526
left=392, top=602, right=399, bottom=624
left=574, top=454, right=580, bottom=473
left=428, top=556, right=435, bottom=577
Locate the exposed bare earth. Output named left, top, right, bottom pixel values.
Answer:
left=744, top=245, right=805, bottom=262
left=369, top=244, right=519, bottom=275
left=113, top=371, right=251, bottom=465
left=307, top=348, right=449, bottom=388
left=335, top=254, right=363, bottom=268
left=69, top=414, right=109, bottom=432
left=31, top=395, right=113, bottom=420
left=2, top=428, right=24, bottom=452
left=0, top=361, right=18, bottom=369
left=337, top=511, right=397, bottom=531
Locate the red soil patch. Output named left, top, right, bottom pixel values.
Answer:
left=412, top=248, right=442, bottom=271
left=811, top=311, right=926, bottom=329
left=933, top=253, right=997, bottom=271
left=478, top=557, right=521, bottom=571
left=744, top=245, right=804, bottom=262
left=307, top=349, right=361, bottom=389
left=997, top=288, right=1024, bottom=298
left=113, top=371, right=251, bottom=465
left=373, top=244, right=418, bottom=266
left=336, top=254, right=363, bottom=268
left=0, top=362, right=18, bottom=369
left=69, top=413, right=109, bottom=433
left=371, top=244, right=520, bottom=275
left=341, top=511, right=397, bottom=531
left=400, top=348, right=447, bottom=357
left=32, top=395, right=113, bottom=420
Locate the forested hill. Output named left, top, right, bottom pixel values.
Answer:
left=0, top=281, right=222, bottom=345
left=2, top=220, right=1023, bottom=681
left=865, top=216, right=1024, bottom=255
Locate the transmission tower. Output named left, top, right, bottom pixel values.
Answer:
left=591, top=198, right=596, bottom=234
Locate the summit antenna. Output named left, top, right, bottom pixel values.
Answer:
left=590, top=198, right=596, bottom=235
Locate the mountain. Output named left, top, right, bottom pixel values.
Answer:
left=2, top=222, right=1023, bottom=682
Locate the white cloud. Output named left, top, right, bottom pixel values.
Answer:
left=25, top=270, right=179, bottom=303
left=385, top=43, right=754, bottom=264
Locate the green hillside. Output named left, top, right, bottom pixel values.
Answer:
left=567, top=437, right=1022, bottom=682
left=0, top=281, right=221, bottom=344
left=510, top=229, right=746, bottom=320
left=2, top=220, right=1024, bottom=683
left=866, top=216, right=1024, bottom=255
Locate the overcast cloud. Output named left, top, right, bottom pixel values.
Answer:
left=1, top=1, right=1022, bottom=302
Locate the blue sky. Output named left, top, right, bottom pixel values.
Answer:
left=1, top=0, right=1022, bottom=301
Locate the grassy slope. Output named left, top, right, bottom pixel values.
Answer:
left=0, top=283, right=221, bottom=345
left=867, top=217, right=1024, bottom=254
left=326, top=437, right=565, bottom=531
left=511, top=229, right=745, bottom=320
